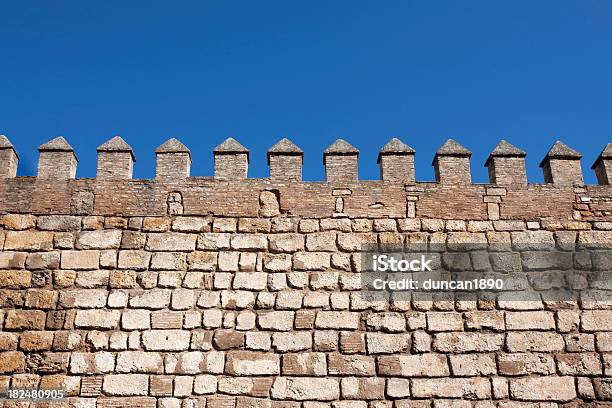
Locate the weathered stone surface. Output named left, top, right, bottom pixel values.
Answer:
left=509, top=376, right=576, bottom=401
left=271, top=377, right=340, bottom=401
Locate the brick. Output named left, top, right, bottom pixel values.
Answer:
left=118, top=250, right=151, bottom=270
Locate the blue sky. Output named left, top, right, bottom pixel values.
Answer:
left=1, top=1, right=611, bottom=183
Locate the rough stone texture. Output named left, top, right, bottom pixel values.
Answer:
left=0, top=138, right=611, bottom=406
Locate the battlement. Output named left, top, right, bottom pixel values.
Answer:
left=2, top=135, right=612, bottom=186
left=1, top=135, right=611, bottom=221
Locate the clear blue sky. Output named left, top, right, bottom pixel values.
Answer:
left=1, top=1, right=611, bottom=183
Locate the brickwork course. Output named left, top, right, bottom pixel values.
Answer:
left=0, top=134, right=611, bottom=407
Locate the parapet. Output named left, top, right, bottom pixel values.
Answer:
left=1, top=135, right=611, bottom=186
left=1, top=134, right=611, bottom=220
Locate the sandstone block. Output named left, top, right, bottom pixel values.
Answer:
left=231, top=234, right=268, bottom=251
left=225, top=351, right=280, bottom=375
left=129, top=289, right=171, bottom=309
left=187, top=252, right=217, bottom=271
left=433, top=333, right=504, bottom=352
left=377, top=353, right=449, bottom=377
left=506, top=331, right=565, bottom=352
left=61, top=250, right=100, bottom=270
left=0, top=270, right=31, bottom=288
left=258, top=311, right=294, bottom=331
left=328, top=354, right=375, bottom=376
left=269, top=234, right=304, bottom=253
left=0, top=351, right=25, bottom=373
left=150, top=252, right=186, bottom=270
left=506, top=311, right=555, bottom=330
left=121, top=309, right=151, bottom=330
left=366, top=333, right=410, bottom=354
left=173, top=217, right=210, bottom=232
left=315, top=311, right=360, bottom=330
left=448, top=353, right=496, bottom=376
left=4, top=310, right=46, bottom=330
left=74, top=310, right=120, bottom=329
left=37, top=215, right=81, bottom=231
left=497, top=353, right=555, bottom=375
left=77, top=230, right=122, bottom=249
left=234, top=272, right=268, bottom=290
left=213, top=329, right=245, bottom=349
left=197, top=233, right=231, bottom=250
left=116, top=351, right=163, bottom=373
left=582, top=310, right=612, bottom=331
left=5, top=231, right=54, bottom=250
left=293, top=252, right=331, bottom=271
left=272, top=332, right=312, bottom=352
left=59, top=289, right=107, bottom=308
left=103, top=374, right=149, bottom=396
left=341, top=377, right=385, bottom=400
left=25, top=251, right=60, bottom=270
left=365, top=312, right=405, bottom=333
left=263, top=253, right=292, bottom=271
left=142, top=330, right=191, bottom=351
left=146, top=233, right=197, bottom=251
left=282, top=352, right=326, bottom=376
left=410, top=378, right=490, bottom=399
left=271, top=377, right=340, bottom=401
left=1, top=214, right=36, bottom=230
left=194, top=374, right=218, bottom=394
left=509, top=376, right=576, bottom=401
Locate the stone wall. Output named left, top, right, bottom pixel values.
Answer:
left=0, top=135, right=612, bottom=407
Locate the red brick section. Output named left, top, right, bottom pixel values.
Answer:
left=0, top=136, right=611, bottom=406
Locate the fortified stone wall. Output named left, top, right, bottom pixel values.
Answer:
left=0, top=135, right=612, bottom=407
